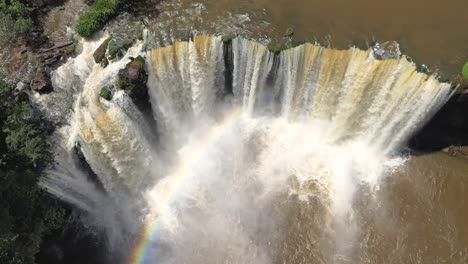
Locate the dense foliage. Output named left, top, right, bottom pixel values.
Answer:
left=0, top=0, right=34, bottom=46
left=0, top=77, right=65, bottom=264
left=76, top=0, right=121, bottom=38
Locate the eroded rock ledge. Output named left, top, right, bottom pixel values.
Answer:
left=410, top=87, right=468, bottom=153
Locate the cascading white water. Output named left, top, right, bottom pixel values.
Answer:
left=39, top=35, right=451, bottom=263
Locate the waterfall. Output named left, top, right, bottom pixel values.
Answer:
left=39, top=35, right=451, bottom=263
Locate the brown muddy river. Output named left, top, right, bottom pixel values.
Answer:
left=141, top=0, right=468, bottom=76
left=258, top=152, right=468, bottom=264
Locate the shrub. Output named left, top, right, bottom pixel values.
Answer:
left=0, top=0, right=32, bottom=19
left=75, top=0, right=121, bottom=38
left=268, top=43, right=283, bottom=55
left=462, top=62, right=468, bottom=80
left=0, top=1, right=33, bottom=46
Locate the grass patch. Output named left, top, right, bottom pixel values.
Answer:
left=75, top=0, right=121, bottom=38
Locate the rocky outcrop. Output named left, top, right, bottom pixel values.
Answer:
left=373, top=41, right=401, bottom=60
left=93, top=37, right=112, bottom=66
left=409, top=84, right=468, bottom=152
left=117, top=55, right=158, bottom=141
left=443, top=145, right=468, bottom=159
left=37, top=41, right=74, bottom=66
left=118, top=56, right=148, bottom=103
left=31, top=70, right=53, bottom=94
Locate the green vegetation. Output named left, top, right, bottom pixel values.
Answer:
left=102, top=36, right=113, bottom=48
left=268, top=43, right=283, bottom=55
left=0, top=76, right=65, bottom=264
left=137, top=30, right=144, bottom=41
left=108, top=40, right=133, bottom=60
left=134, top=55, right=145, bottom=66
left=109, top=45, right=123, bottom=60
left=100, top=86, right=113, bottom=100
left=75, top=0, right=122, bottom=38
left=0, top=0, right=33, bottom=46
left=118, top=77, right=135, bottom=97
left=462, top=62, right=468, bottom=80
left=124, top=85, right=135, bottom=97
left=221, top=35, right=235, bottom=44
left=265, top=28, right=302, bottom=55
left=285, top=27, right=295, bottom=37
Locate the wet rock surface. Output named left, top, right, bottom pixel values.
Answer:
left=410, top=90, right=468, bottom=152
left=40, top=0, right=88, bottom=44
left=93, top=37, right=112, bottom=65
left=373, top=41, right=401, bottom=60
left=117, top=55, right=158, bottom=141
left=443, top=145, right=468, bottom=159
left=118, top=56, right=148, bottom=103
left=31, top=70, right=53, bottom=93
left=38, top=41, right=75, bottom=66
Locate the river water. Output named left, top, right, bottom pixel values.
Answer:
left=138, top=0, right=468, bottom=76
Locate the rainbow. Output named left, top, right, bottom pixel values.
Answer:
left=128, top=107, right=244, bottom=264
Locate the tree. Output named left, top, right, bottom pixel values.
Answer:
left=0, top=76, right=65, bottom=264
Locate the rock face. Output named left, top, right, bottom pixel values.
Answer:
left=31, top=70, right=53, bottom=94
left=93, top=37, right=112, bottom=66
left=409, top=89, right=468, bottom=152
left=117, top=56, right=158, bottom=140
left=37, top=41, right=74, bottom=66
left=118, top=56, right=148, bottom=103
left=443, top=145, right=468, bottom=159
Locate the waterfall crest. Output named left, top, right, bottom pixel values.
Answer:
left=147, top=36, right=451, bottom=152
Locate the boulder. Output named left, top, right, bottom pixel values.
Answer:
left=443, top=145, right=468, bottom=159
left=118, top=56, right=148, bottom=103
left=31, top=70, right=53, bottom=94
left=373, top=41, right=401, bottom=60
left=127, top=59, right=144, bottom=80
left=93, top=37, right=112, bottom=65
